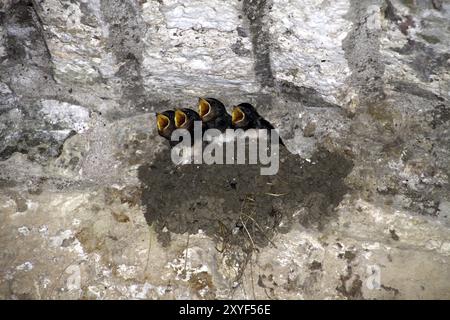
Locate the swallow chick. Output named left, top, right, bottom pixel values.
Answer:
left=156, top=110, right=178, bottom=146
left=174, top=108, right=204, bottom=145
left=232, top=103, right=284, bottom=146
left=198, top=97, right=232, bottom=132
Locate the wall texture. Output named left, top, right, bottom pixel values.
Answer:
left=0, top=0, right=449, bottom=299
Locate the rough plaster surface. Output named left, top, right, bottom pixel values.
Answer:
left=0, top=0, right=449, bottom=299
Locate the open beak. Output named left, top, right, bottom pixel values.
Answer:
left=156, top=113, right=170, bottom=131
left=231, top=107, right=245, bottom=124
left=174, top=109, right=187, bottom=128
left=198, top=98, right=211, bottom=119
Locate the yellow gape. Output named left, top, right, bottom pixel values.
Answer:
left=156, top=114, right=170, bottom=131
left=198, top=98, right=211, bottom=118
left=231, top=107, right=245, bottom=124
left=174, top=109, right=187, bottom=128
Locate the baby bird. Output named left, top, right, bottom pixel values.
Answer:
left=174, top=108, right=204, bottom=145
left=156, top=110, right=177, bottom=146
left=232, top=103, right=284, bottom=146
left=198, top=97, right=232, bottom=132
left=231, top=103, right=272, bottom=130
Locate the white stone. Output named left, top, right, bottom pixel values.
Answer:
left=40, top=100, right=90, bottom=133
left=269, top=0, right=353, bottom=105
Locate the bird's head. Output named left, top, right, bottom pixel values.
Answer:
left=156, top=113, right=170, bottom=131
left=231, top=103, right=257, bottom=128
left=155, top=110, right=175, bottom=139
left=198, top=97, right=227, bottom=123
left=175, top=108, right=201, bottom=129
left=198, top=98, right=212, bottom=121
left=174, top=109, right=187, bottom=129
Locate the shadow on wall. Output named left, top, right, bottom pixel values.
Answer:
left=138, top=145, right=353, bottom=248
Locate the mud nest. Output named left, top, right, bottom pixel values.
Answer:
left=138, top=146, right=353, bottom=248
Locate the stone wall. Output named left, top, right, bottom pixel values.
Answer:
left=0, top=0, right=449, bottom=299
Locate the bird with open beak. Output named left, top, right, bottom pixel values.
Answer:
left=155, top=110, right=178, bottom=146
left=174, top=108, right=204, bottom=145
left=198, top=97, right=233, bottom=132
left=232, top=103, right=284, bottom=146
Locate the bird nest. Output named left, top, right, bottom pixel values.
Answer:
left=138, top=146, right=353, bottom=249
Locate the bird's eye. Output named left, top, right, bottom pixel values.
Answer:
left=175, top=110, right=187, bottom=127
left=156, top=114, right=170, bottom=131
left=232, top=107, right=245, bottom=123
left=198, top=98, right=211, bottom=118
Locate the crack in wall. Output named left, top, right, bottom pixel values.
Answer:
left=343, top=0, right=386, bottom=105
left=30, top=0, right=56, bottom=83
left=275, top=80, right=344, bottom=110
left=100, top=0, right=148, bottom=119
left=242, top=0, right=274, bottom=88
